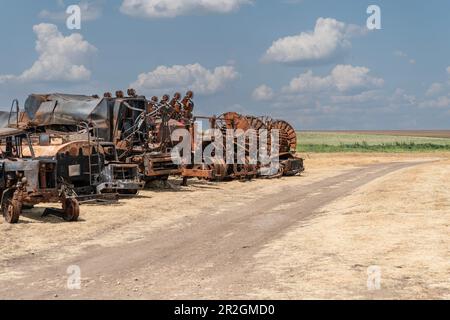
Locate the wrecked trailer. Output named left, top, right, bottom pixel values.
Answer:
left=19, top=93, right=180, bottom=182
left=0, top=128, right=79, bottom=223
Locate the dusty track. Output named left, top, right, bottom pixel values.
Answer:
left=0, top=161, right=427, bottom=299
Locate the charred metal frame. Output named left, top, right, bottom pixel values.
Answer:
left=0, top=129, right=79, bottom=224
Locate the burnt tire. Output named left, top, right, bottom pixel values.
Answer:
left=117, top=189, right=139, bottom=195
left=2, top=198, right=22, bottom=224
left=63, top=198, right=80, bottom=222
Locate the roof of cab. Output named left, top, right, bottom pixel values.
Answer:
left=0, top=127, right=26, bottom=138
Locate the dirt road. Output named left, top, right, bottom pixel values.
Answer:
left=0, top=159, right=436, bottom=300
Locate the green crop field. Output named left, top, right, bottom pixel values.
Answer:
left=297, top=131, right=450, bottom=153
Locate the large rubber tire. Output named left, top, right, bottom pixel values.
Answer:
left=2, top=197, right=22, bottom=224
left=63, top=198, right=80, bottom=222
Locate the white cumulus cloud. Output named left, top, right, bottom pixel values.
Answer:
left=120, top=0, right=252, bottom=18
left=0, top=23, right=96, bottom=83
left=262, top=18, right=365, bottom=65
left=131, top=63, right=239, bottom=95
left=283, top=65, right=384, bottom=94
left=447, top=66, right=450, bottom=75
left=252, top=84, right=274, bottom=101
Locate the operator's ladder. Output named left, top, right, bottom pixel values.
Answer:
left=88, top=126, right=102, bottom=187
left=79, top=122, right=102, bottom=188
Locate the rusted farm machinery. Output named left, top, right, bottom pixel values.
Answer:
left=181, top=112, right=303, bottom=182
left=0, top=128, right=80, bottom=223
left=250, top=115, right=304, bottom=177
left=0, top=89, right=304, bottom=224
left=27, top=128, right=145, bottom=197
left=6, top=91, right=182, bottom=184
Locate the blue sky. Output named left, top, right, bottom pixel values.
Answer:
left=0, top=0, right=449, bottom=129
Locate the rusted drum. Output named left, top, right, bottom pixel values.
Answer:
left=271, top=120, right=297, bottom=152
left=216, top=112, right=251, bottom=131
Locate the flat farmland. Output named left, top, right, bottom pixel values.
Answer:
left=331, top=130, right=450, bottom=138
left=298, top=131, right=450, bottom=152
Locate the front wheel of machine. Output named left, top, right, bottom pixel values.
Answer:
left=63, top=198, right=80, bottom=222
left=3, top=198, right=22, bottom=224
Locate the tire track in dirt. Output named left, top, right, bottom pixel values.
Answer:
left=0, top=161, right=430, bottom=299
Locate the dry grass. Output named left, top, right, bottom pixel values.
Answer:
left=252, top=156, right=450, bottom=299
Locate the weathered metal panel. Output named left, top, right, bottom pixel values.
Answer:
left=0, top=111, right=10, bottom=128
left=4, top=160, right=40, bottom=192
left=3, top=160, right=40, bottom=172
left=24, top=94, right=48, bottom=119
left=26, top=93, right=106, bottom=126
left=0, top=127, right=25, bottom=138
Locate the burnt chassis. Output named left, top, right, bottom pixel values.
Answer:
left=0, top=129, right=79, bottom=224
left=31, top=130, right=145, bottom=197
left=181, top=113, right=304, bottom=181
left=112, top=97, right=182, bottom=182
left=93, top=141, right=145, bottom=195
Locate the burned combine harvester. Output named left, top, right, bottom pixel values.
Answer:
left=8, top=91, right=181, bottom=186
left=0, top=128, right=79, bottom=223
left=26, top=129, right=145, bottom=197
left=0, top=124, right=144, bottom=223
left=115, top=90, right=187, bottom=182
left=181, top=112, right=304, bottom=181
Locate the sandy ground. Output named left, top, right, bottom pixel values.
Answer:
left=0, top=152, right=449, bottom=299
left=253, top=155, right=450, bottom=299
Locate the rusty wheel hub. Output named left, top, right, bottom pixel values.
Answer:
left=63, top=198, right=80, bottom=222
left=2, top=198, right=21, bottom=224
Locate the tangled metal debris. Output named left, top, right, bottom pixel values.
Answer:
left=0, top=89, right=304, bottom=223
